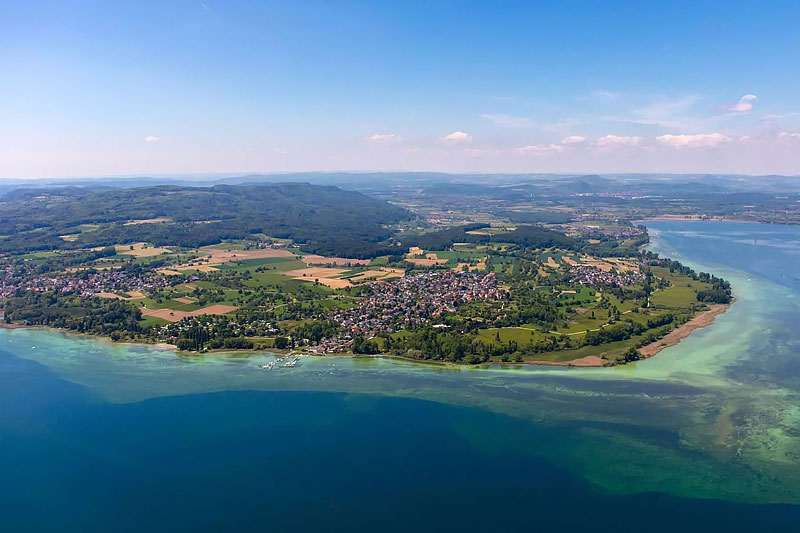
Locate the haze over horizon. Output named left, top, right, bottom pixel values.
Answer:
left=2, top=1, right=799, bottom=179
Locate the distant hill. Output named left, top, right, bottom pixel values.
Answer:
left=422, top=183, right=498, bottom=196
left=0, top=183, right=413, bottom=258
left=3, top=171, right=800, bottom=199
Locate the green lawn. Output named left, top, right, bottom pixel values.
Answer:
left=526, top=334, right=648, bottom=363
left=649, top=266, right=712, bottom=309
left=426, top=250, right=486, bottom=261
left=217, top=257, right=297, bottom=270
left=476, top=327, right=549, bottom=345
left=136, top=298, right=202, bottom=311
left=556, top=314, right=610, bottom=334
left=244, top=336, right=277, bottom=347
left=138, top=315, right=169, bottom=328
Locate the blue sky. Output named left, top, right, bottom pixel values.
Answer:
left=1, top=0, right=799, bottom=177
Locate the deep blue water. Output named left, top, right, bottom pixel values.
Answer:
left=2, top=351, right=800, bottom=532
left=3, top=221, right=800, bottom=531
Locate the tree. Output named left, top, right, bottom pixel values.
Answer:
left=274, top=336, right=289, bottom=349
left=619, top=346, right=641, bottom=363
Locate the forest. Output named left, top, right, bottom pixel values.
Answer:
left=400, top=223, right=579, bottom=251
left=0, top=183, right=413, bottom=258
left=3, top=292, right=143, bottom=341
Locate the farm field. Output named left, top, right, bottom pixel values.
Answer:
left=283, top=267, right=353, bottom=288
left=97, top=290, right=147, bottom=300
left=300, top=255, right=370, bottom=266
left=141, top=304, right=239, bottom=322
left=158, top=247, right=297, bottom=273
left=116, top=242, right=172, bottom=257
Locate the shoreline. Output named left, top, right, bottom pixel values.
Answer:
left=0, top=323, right=179, bottom=351
left=1, top=300, right=734, bottom=370
left=312, top=301, right=736, bottom=369
left=526, top=355, right=606, bottom=367
left=334, top=351, right=608, bottom=368
left=635, top=216, right=771, bottom=224
left=637, top=302, right=732, bottom=359
left=0, top=323, right=607, bottom=368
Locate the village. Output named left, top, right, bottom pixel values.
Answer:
left=567, top=265, right=646, bottom=287
left=309, top=270, right=503, bottom=354
left=0, top=266, right=168, bottom=299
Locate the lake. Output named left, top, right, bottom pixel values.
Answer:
left=2, top=221, right=800, bottom=531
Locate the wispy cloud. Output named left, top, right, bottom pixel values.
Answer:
left=628, top=95, right=700, bottom=127
left=561, top=135, right=586, bottom=145
left=724, top=94, right=757, bottom=112
left=591, top=89, right=620, bottom=100
left=144, top=135, right=160, bottom=143
left=656, top=132, right=731, bottom=148
left=595, top=134, right=641, bottom=148
left=761, top=111, right=800, bottom=123
left=516, top=143, right=563, bottom=156
left=441, top=131, right=473, bottom=144
left=479, top=113, right=535, bottom=128
left=366, top=133, right=403, bottom=144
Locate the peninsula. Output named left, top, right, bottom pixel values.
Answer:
left=0, top=180, right=734, bottom=366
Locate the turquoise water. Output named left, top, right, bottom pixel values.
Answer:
left=3, top=221, right=800, bottom=530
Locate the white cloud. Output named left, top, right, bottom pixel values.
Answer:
left=516, top=143, right=563, bottom=156
left=779, top=132, right=800, bottom=140
left=724, top=94, right=757, bottom=112
left=561, top=135, right=586, bottom=145
left=367, top=133, right=403, bottom=144
left=479, top=113, right=535, bottom=127
left=656, top=132, right=731, bottom=148
left=595, top=134, right=642, bottom=148
left=441, top=131, right=473, bottom=144
left=144, top=135, right=160, bottom=143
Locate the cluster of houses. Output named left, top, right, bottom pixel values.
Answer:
left=568, top=265, right=646, bottom=287
left=0, top=267, right=168, bottom=299
left=563, top=221, right=647, bottom=240
left=155, top=315, right=280, bottom=345
left=310, top=271, right=502, bottom=353
left=254, top=240, right=290, bottom=250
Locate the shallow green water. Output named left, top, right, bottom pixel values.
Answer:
left=3, top=221, right=800, bottom=530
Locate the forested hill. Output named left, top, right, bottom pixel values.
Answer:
left=0, top=183, right=413, bottom=258
left=400, top=223, right=580, bottom=251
